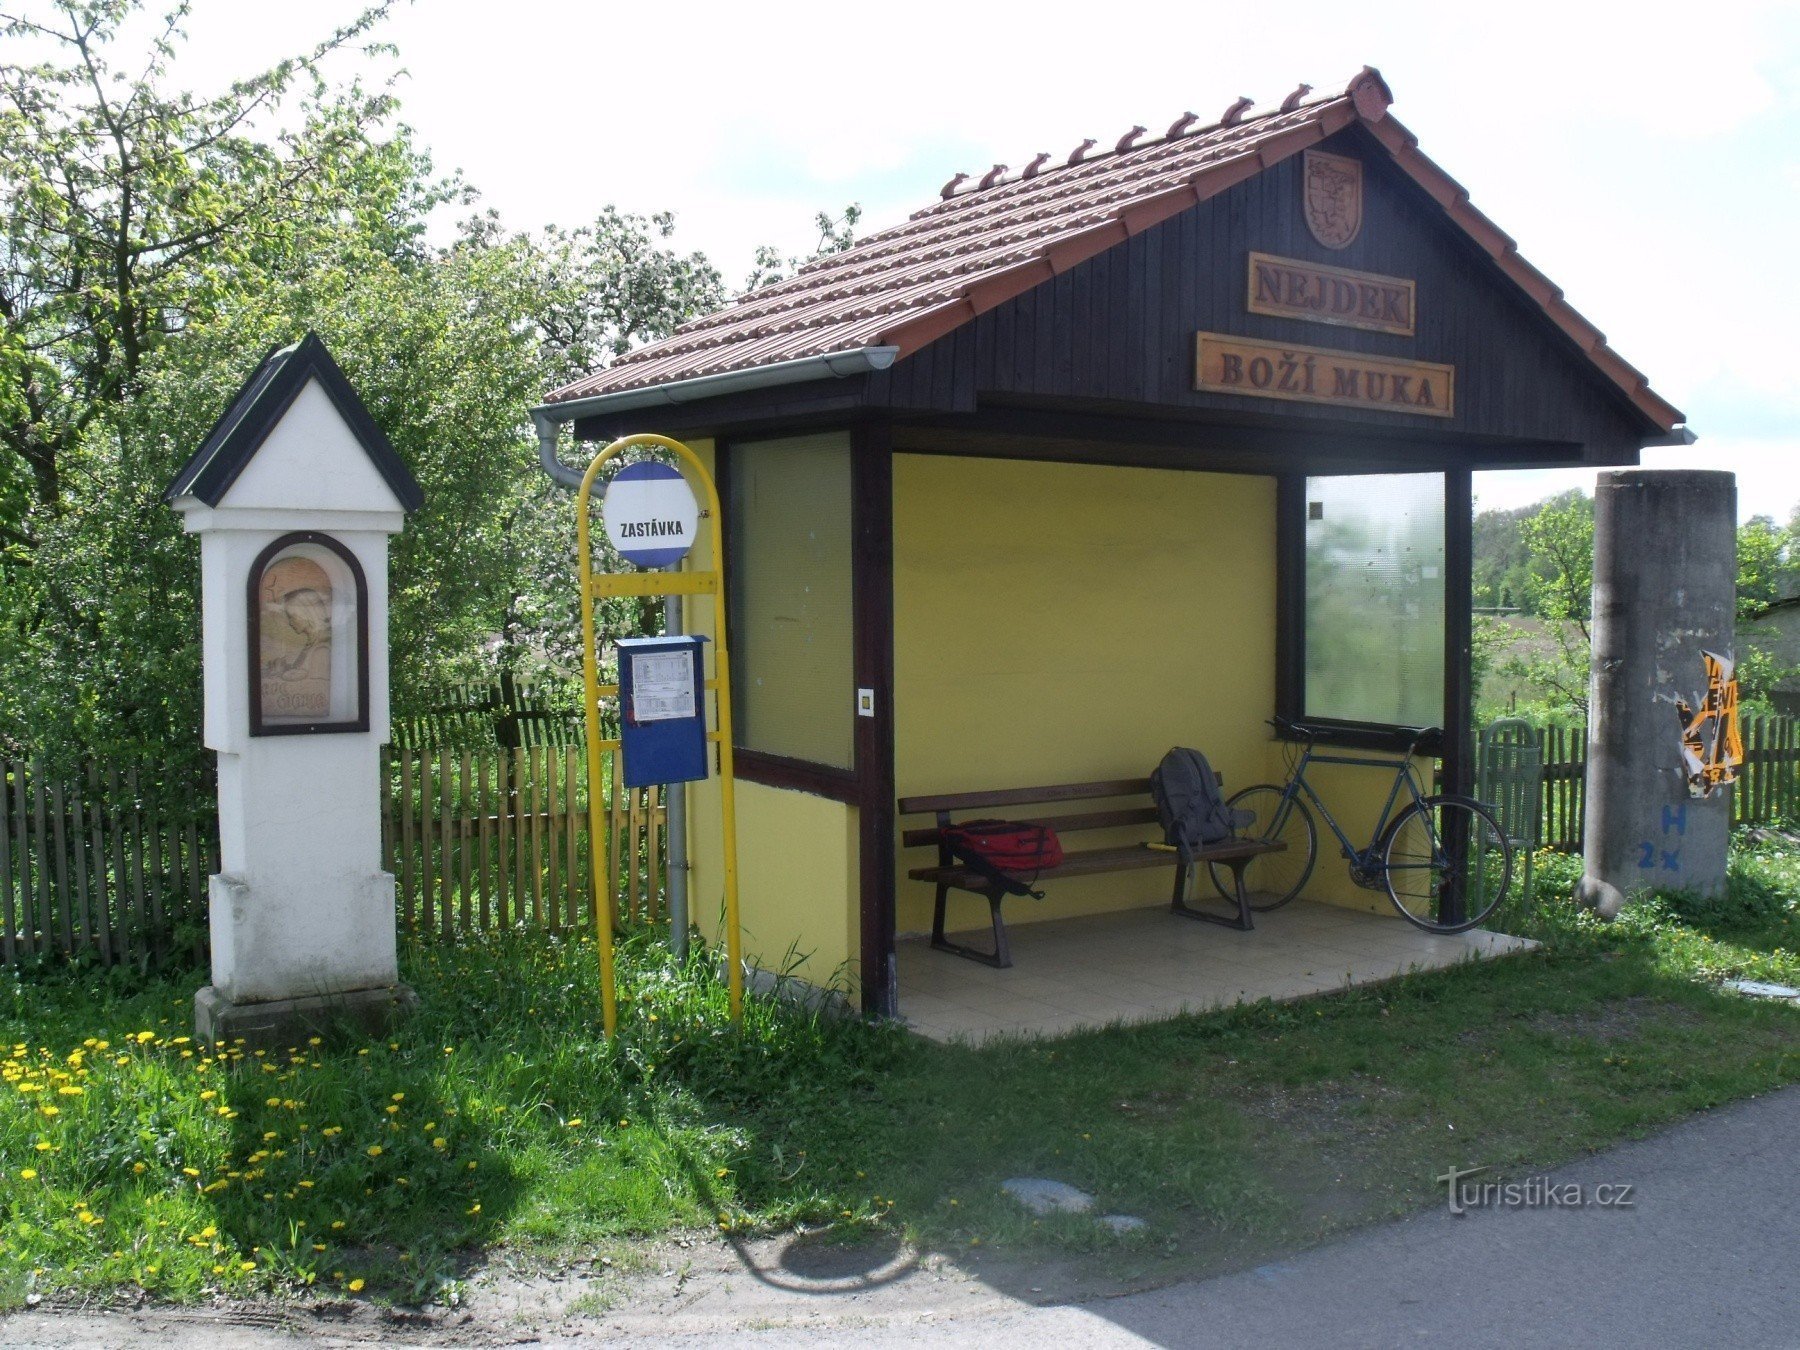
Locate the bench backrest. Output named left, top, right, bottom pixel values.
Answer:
left=898, top=777, right=1213, bottom=851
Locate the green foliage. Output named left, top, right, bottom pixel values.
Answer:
left=742, top=204, right=862, bottom=291
left=0, top=0, right=729, bottom=765
left=1491, top=495, right=1593, bottom=716
left=1734, top=515, right=1795, bottom=619
left=1478, top=492, right=1800, bottom=716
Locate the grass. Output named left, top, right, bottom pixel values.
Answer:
left=2, top=839, right=1797, bottom=1311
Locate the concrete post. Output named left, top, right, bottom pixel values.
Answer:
left=1577, top=470, right=1735, bottom=918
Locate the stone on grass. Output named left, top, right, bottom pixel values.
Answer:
left=1098, top=1214, right=1147, bottom=1235
left=1722, top=979, right=1800, bottom=1002
left=1001, top=1178, right=1094, bottom=1215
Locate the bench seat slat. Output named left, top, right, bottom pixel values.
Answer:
left=908, top=838, right=1279, bottom=887
left=897, top=778, right=1152, bottom=816
left=900, top=805, right=1162, bottom=850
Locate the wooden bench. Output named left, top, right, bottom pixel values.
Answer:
left=897, top=778, right=1283, bottom=968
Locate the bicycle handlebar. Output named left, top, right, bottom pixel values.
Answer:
left=1267, top=715, right=1442, bottom=751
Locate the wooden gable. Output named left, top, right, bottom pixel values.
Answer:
left=872, top=123, right=1657, bottom=470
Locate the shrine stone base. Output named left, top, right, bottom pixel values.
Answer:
left=195, top=982, right=418, bottom=1050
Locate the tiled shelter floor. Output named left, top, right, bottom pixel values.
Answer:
left=897, top=899, right=1535, bottom=1044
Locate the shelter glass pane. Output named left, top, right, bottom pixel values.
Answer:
left=728, top=432, right=855, bottom=769
left=1303, top=472, right=1445, bottom=728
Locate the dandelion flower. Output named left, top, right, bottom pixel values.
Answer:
left=19, top=1168, right=36, bottom=1180
left=366, top=1146, right=382, bottom=1157
left=349, top=1278, right=365, bottom=1292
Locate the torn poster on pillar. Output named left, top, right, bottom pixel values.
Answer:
left=1672, top=651, right=1744, bottom=798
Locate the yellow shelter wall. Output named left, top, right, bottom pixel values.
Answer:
left=893, top=455, right=1273, bottom=931
left=673, top=438, right=861, bottom=993
left=891, top=452, right=1410, bottom=933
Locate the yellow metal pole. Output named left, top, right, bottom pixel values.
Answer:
left=573, top=433, right=744, bottom=1030
left=576, top=445, right=621, bottom=1038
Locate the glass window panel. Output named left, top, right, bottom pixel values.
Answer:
left=728, top=433, right=855, bottom=768
left=1303, top=472, right=1445, bottom=727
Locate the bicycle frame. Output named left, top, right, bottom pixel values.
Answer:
left=1270, top=739, right=1432, bottom=872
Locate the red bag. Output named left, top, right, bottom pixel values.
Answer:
left=940, top=819, right=1063, bottom=898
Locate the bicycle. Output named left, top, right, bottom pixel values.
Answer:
left=1208, top=716, right=1514, bottom=934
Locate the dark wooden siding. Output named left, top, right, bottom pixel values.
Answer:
left=875, top=123, right=1654, bottom=462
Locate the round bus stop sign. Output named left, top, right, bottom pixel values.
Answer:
left=602, top=461, right=699, bottom=568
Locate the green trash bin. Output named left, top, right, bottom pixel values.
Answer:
left=1477, top=717, right=1543, bottom=914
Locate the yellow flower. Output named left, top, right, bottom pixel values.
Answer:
left=331, top=1221, right=345, bottom=1230
left=135, top=1031, right=155, bottom=1044
left=39, top=1105, right=59, bottom=1116
left=348, top=1278, right=365, bottom=1292
left=265, top=1097, right=280, bottom=1108
left=200, top=1090, right=216, bottom=1101
left=432, top=1138, right=447, bottom=1150
left=19, top=1168, right=36, bottom=1180
left=390, top=1093, right=404, bottom=1102
left=366, top=1146, right=382, bottom=1157
left=132, top=1162, right=145, bottom=1174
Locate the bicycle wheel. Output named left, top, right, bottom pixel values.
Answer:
left=1209, top=785, right=1317, bottom=912
left=1379, top=794, right=1513, bottom=934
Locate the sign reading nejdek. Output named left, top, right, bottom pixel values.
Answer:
left=1195, top=332, right=1454, bottom=418
left=1247, top=252, right=1415, bottom=336
left=603, top=460, right=700, bottom=568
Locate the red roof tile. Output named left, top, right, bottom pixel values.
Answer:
left=545, top=68, right=1681, bottom=433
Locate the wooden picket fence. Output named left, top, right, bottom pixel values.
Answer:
left=0, top=758, right=217, bottom=969
left=1528, top=711, right=1800, bottom=851
left=380, top=745, right=666, bottom=939
left=0, top=746, right=668, bottom=969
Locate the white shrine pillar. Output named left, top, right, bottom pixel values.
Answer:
left=165, top=334, right=423, bottom=1044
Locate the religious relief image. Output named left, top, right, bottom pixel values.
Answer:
left=258, top=553, right=336, bottom=721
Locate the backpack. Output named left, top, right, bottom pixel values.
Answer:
left=1150, top=747, right=1253, bottom=862
left=940, top=819, right=1064, bottom=900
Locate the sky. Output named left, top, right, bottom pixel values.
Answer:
left=77, top=0, right=1800, bottom=520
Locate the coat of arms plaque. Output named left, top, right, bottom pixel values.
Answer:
left=1303, top=150, right=1363, bottom=250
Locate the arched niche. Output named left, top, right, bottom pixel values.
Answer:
left=247, top=532, right=370, bottom=735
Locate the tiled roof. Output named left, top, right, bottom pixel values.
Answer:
left=546, top=69, right=1681, bottom=432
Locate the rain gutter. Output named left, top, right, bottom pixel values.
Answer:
left=530, top=345, right=900, bottom=488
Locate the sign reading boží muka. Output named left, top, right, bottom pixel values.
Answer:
left=1194, top=332, right=1454, bottom=418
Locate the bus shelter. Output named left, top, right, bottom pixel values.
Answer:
left=536, top=69, right=1684, bottom=1033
